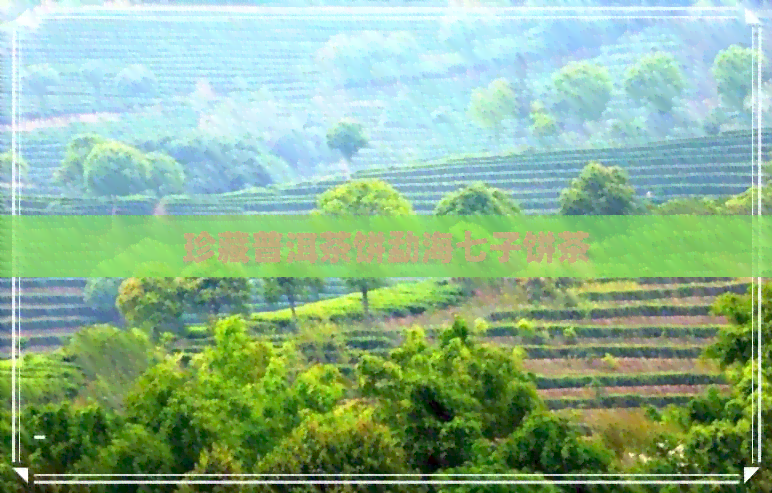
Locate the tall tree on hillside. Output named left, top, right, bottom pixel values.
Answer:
left=0, top=151, right=28, bottom=185
left=326, top=119, right=369, bottom=179
left=314, top=179, right=413, bottom=316
left=262, top=277, right=324, bottom=322
left=712, top=44, right=765, bottom=113
left=113, top=65, right=158, bottom=108
left=53, top=134, right=109, bottom=190
left=83, top=141, right=153, bottom=198
left=552, top=61, right=613, bottom=123
left=80, top=60, right=109, bottom=109
left=559, top=162, right=639, bottom=216
left=623, top=52, right=686, bottom=116
left=23, top=64, right=60, bottom=116
left=116, top=277, right=191, bottom=338
left=434, top=183, right=521, bottom=295
left=181, top=278, right=252, bottom=321
left=467, top=78, right=519, bottom=146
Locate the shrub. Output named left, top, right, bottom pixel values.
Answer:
left=563, top=327, right=578, bottom=344
left=601, top=353, right=620, bottom=370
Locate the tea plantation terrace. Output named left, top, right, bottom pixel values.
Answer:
left=0, top=277, right=426, bottom=354
left=5, top=129, right=764, bottom=215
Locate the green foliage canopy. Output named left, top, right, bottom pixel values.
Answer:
left=623, top=52, right=686, bottom=114
left=82, top=141, right=154, bottom=197
left=0, top=151, right=28, bottom=183
left=434, top=182, right=521, bottom=216
left=315, top=179, right=413, bottom=314
left=712, top=45, right=761, bottom=112
left=559, top=161, right=639, bottom=216
left=326, top=119, right=369, bottom=163
left=552, top=61, right=613, bottom=121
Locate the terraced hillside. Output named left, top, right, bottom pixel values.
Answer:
left=0, top=276, right=375, bottom=355
left=6, top=129, right=765, bottom=216
left=169, top=277, right=745, bottom=410
left=2, top=12, right=746, bottom=191
left=0, top=277, right=750, bottom=411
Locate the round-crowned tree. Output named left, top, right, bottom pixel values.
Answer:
left=467, top=78, right=520, bottom=145
left=0, top=151, right=28, bottom=184
left=82, top=141, right=153, bottom=197
left=623, top=52, right=685, bottom=115
left=434, top=182, right=521, bottom=216
left=113, top=64, right=158, bottom=106
left=712, top=44, right=764, bottom=112
left=326, top=119, right=369, bottom=177
left=54, top=134, right=110, bottom=190
left=559, top=161, right=639, bottom=216
left=552, top=61, right=613, bottom=122
left=144, top=152, right=185, bottom=197
left=83, top=277, right=126, bottom=324
left=24, top=64, right=61, bottom=115
left=315, top=179, right=413, bottom=316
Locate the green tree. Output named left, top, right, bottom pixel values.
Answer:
left=63, top=324, right=164, bottom=411
left=529, top=102, right=560, bottom=140
left=113, top=64, right=158, bottom=105
left=181, top=278, right=252, bottom=320
left=712, top=44, right=760, bottom=112
left=314, top=179, right=413, bottom=315
left=435, top=182, right=520, bottom=216
left=82, top=141, right=153, bottom=198
left=80, top=60, right=109, bottom=106
left=23, top=64, right=60, bottom=114
left=54, top=134, right=109, bottom=189
left=721, top=186, right=772, bottom=215
left=358, top=317, right=541, bottom=473
left=315, top=179, right=413, bottom=216
left=83, top=277, right=125, bottom=324
left=255, top=400, right=417, bottom=492
left=262, top=277, right=324, bottom=321
left=0, top=151, right=28, bottom=184
left=706, top=283, right=772, bottom=370
left=144, top=152, right=186, bottom=197
left=623, top=52, right=686, bottom=114
left=467, top=78, right=519, bottom=144
left=123, top=317, right=301, bottom=473
left=24, top=402, right=119, bottom=476
left=175, top=443, right=252, bottom=493
left=87, top=423, right=177, bottom=492
left=130, top=131, right=285, bottom=195
left=326, top=119, right=369, bottom=176
left=559, top=162, right=639, bottom=216
left=637, top=282, right=772, bottom=493
left=654, top=197, right=722, bottom=215
left=495, top=411, right=616, bottom=484
left=552, top=61, right=613, bottom=122
left=116, top=277, right=190, bottom=337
